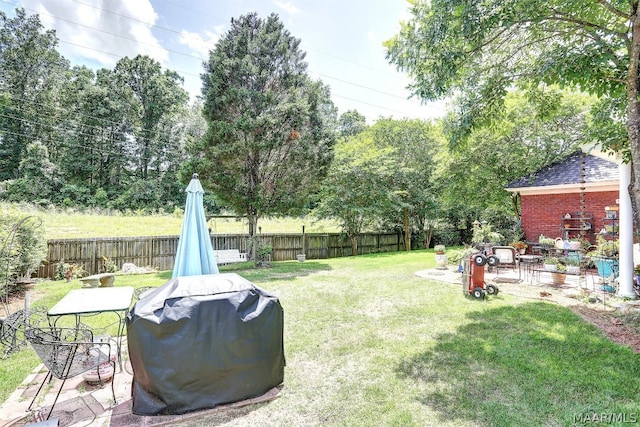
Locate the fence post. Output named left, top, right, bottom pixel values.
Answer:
left=91, top=239, right=97, bottom=275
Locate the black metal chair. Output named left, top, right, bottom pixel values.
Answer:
left=25, top=324, right=116, bottom=420
left=0, top=306, right=47, bottom=358
left=133, top=286, right=157, bottom=301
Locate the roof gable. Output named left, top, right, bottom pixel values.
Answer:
left=506, top=152, right=619, bottom=190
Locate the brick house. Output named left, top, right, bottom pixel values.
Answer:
left=505, top=152, right=619, bottom=245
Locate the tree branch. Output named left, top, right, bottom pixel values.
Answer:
left=596, top=0, right=629, bottom=19
left=546, top=9, right=627, bottom=38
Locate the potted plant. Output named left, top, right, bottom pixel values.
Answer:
left=566, top=237, right=582, bottom=250
left=471, top=223, right=504, bottom=253
left=588, top=235, right=619, bottom=280
left=563, top=256, right=581, bottom=275
left=510, top=240, right=528, bottom=254
left=434, top=244, right=447, bottom=269
left=543, top=256, right=558, bottom=271
left=257, top=244, right=273, bottom=267
left=552, top=262, right=567, bottom=284
left=538, top=234, right=556, bottom=247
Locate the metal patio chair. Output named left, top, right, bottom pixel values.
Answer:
left=25, top=324, right=116, bottom=420
left=0, top=306, right=48, bottom=358
left=133, top=286, right=157, bottom=301
left=490, top=246, right=519, bottom=279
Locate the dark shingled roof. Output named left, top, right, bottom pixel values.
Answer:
left=506, top=152, right=619, bottom=189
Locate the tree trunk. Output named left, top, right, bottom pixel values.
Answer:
left=423, top=226, right=433, bottom=249
left=348, top=234, right=358, bottom=256
left=403, top=208, right=411, bottom=251
left=248, top=214, right=258, bottom=261
left=627, top=7, right=640, bottom=230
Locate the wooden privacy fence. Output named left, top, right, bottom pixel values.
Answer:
left=39, top=232, right=402, bottom=278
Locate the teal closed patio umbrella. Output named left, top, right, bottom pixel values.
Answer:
left=172, top=173, right=219, bottom=278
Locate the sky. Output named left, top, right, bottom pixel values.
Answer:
left=0, top=0, right=448, bottom=123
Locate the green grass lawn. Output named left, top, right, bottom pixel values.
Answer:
left=0, top=202, right=340, bottom=239
left=2, top=251, right=639, bottom=426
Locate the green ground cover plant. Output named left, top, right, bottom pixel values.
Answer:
left=2, top=251, right=639, bottom=426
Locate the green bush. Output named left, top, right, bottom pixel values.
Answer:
left=431, top=222, right=462, bottom=246
left=0, top=215, right=46, bottom=296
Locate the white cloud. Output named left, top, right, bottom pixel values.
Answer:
left=274, top=1, right=300, bottom=15
left=179, top=26, right=224, bottom=58
left=21, top=0, right=169, bottom=67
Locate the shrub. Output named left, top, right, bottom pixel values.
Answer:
left=0, top=215, right=46, bottom=295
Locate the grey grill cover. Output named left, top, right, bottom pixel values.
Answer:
left=126, top=273, right=284, bottom=415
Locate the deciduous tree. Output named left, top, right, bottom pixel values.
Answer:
left=440, top=87, right=594, bottom=223
left=0, top=8, right=68, bottom=181
left=316, top=134, right=396, bottom=255
left=113, top=55, right=189, bottom=181
left=317, top=118, right=442, bottom=253
left=386, top=0, right=640, bottom=224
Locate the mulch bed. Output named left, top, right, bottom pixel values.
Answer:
left=569, top=305, right=640, bottom=353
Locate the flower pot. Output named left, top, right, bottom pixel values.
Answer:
left=83, top=362, right=114, bottom=384
left=544, top=263, right=557, bottom=272
left=594, top=257, right=619, bottom=279
left=434, top=253, right=448, bottom=270
left=297, top=254, right=306, bottom=262
left=551, top=272, right=566, bottom=284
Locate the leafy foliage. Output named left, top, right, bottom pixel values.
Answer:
left=316, top=133, right=396, bottom=255
left=0, top=9, right=193, bottom=212
left=0, top=8, right=68, bottom=182
left=439, top=88, right=593, bottom=222
left=0, top=215, right=46, bottom=299
left=337, top=109, right=367, bottom=138
left=193, top=12, right=337, bottom=241
left=385, top=0, right=640, bottom=226
left=316, top=117, right=443, bottom=252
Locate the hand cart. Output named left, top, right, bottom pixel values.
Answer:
left=462, top=253, right=499, bottom=299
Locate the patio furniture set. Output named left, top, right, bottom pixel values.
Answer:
left=1, top=286, right=133, bottom=420
left=482, top=242, right=617, bottom=290
left=1, top=274, right=285, bottom=422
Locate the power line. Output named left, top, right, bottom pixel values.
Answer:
left=57, top=37, right=426, bottom=118
left=153, top=0, right=406, bottom=81
left=315, top=72, right=411, bottom=101
left=47, top=2, right=417, bottom=108
left=0, top=2, right=434, bottom=120
left=3, top=93, right=179, bottom=138
left=23, top=5, right=203, bottom=62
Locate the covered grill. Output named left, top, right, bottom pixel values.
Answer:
left=126, top=273, right=284, bottom=415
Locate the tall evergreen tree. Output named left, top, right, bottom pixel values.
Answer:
left=193, top=12, right=337, bottom=255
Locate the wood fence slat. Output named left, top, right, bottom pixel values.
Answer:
left=39, top=232, right=402, bottom=278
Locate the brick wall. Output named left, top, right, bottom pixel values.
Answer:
left=521, top=190, right=618, bottom=244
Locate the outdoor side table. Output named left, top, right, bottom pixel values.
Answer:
left=47, top=286, right=134, bottom=370
left=518, top=254, right=543, bottom=283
